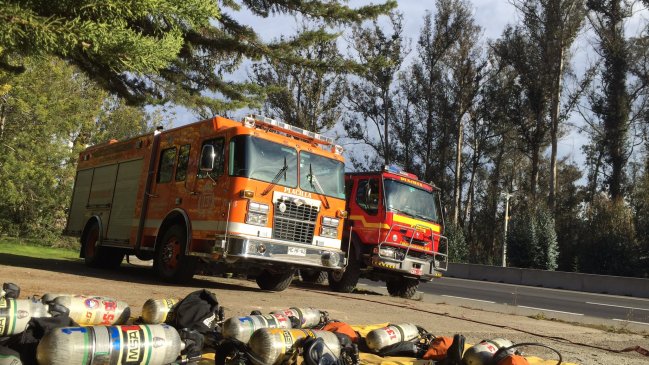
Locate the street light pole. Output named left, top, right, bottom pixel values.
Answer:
left=501, top=191, right=514, bottom=267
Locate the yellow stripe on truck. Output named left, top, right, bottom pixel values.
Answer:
left=348, top=215, right=390, bottom=229
left=392, top=214, right=441, bottom=233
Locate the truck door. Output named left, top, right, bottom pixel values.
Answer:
left=148, top=145, right=178, bottom=218
left=352, top=177, right=382, bottom=245
left=193, top=137, right=228, bottom=232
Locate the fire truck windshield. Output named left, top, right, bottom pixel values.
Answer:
left=384, top=179, right=439, bottom=222
left=229, top=135, right=298, bottom=187
left=299, top=152, right=345, bottom=199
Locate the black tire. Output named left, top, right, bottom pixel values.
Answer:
left=82, top=222, right=123, bottom=269
left=154, top=225, right=197, bottom=283
left=256, top=269, right=295, bottom=291
left=386, top=277, right=419, bottom=299
left=300, top=270, right=328, bottom=284
left=328, top=245, right=360, bottom=293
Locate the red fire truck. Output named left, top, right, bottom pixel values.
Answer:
left=64, top=115, right=347, bottom=291
left=326, top=166, right=448, bottom=298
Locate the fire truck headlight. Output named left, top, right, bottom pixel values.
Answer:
left=320, top=226, right=338, bottom=238
left=249, top=201, right=269, bottom=213
left=246, top=212, right=268, bottom=226
left=379, top=247, right=397, bottom=259
left=321, top=251, right=340, bottom=267
left=322, top=216, right=340, bottom=227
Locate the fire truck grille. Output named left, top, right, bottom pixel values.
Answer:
left=272, top=200, right=318, bottom=244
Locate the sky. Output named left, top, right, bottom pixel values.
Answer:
left=164, top=1, right=648, bottom=171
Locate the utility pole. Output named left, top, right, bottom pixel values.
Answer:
left=501, top=191, right=514, bottom=267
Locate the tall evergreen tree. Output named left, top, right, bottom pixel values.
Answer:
left=586, top=0, right=632, bottom=201
left=250, top=24, right=347, bottom=132
left=343, top=12, right=407, bottom=168
left=1, top=0, right=395, bottom=110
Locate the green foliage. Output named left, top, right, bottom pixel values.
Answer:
left=250, top=24, right=347, bottom=132
left=0, top=0, right=395, bottom=111
left=0, top=56, right=153, bottom=243
left=445, top=223, right=468, bottom=263
left=343, top=11, right=407, bottom=169
left=632, top=169, right=649, bottom=278
left=507, top=205, right=559, bottom=270
left=577, top=195, right=640, bottom=276
left=0, top=238, right=78, bottom=259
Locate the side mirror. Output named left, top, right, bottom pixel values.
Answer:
left=200, top=145, right=215, bottom=172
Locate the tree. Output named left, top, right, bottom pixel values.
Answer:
left=251, top=24, right=347, bottom=132
left=446, top=223, right=469, bottom=262
left=577, top=195, right=640, bottom=276
left=343, top=12, right=407, bottom=168
left=494, top=0, right=585, bottom=203
left=1, top=0, right=395, bottom=109
left=507, top=205, right=559, bottom=270
left=0, top=56, right=152, bottom=241
left=586, top=0, right=632, bottom=201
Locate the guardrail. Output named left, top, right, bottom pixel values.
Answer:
left=445, top=263, right=649, bottom=298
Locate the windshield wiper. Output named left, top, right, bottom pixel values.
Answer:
left=261, top=156, right=288, bottom=196
left=308, top=164, right=330, bottom=209
left=390, top=207, right=415, bottom=217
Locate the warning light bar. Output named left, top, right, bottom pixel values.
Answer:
left=384, top=164, right=419, bottom=180
left=242, top=115, right=344, bottom=155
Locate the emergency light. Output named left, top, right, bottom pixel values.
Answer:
left=243, top=115, right=344, bottom=155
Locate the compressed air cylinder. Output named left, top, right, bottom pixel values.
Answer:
left=222, top=313, right=292, bottom=343
left=269, top=307, right=324, bottom=328
left=36, top=324, right=184, bottom=365
left=462, top=338, right=515, bottom=365
left=248, top=328, right=341, bottom=365
left=365, top=323, right=420, bottom=352
left=0, top=298, right=50, bottom=336
left=141, top=298, right=179, bottom=324
left=51, top=295, right=130, bottom=326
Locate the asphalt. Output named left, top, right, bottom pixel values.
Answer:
left=359, top=276, right=649, bottom=331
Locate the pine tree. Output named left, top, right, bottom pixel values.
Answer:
left=0, top=0, right=396, bottom=109
left=586, top=0, right=632, bottom=201
left=343, top=11, right=407, bottom=168
left=250, top=24, right=347, bottom=132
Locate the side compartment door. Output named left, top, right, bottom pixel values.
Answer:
left=66, top=169, right=94, bottom=235
left=88, top=164, right=119, bottom=238
left=106, top=159, right=144, bottom=242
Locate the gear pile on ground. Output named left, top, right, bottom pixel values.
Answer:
left=0, top=282, right=572, bottom=365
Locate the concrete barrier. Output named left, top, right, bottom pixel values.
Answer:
left=445, top=263, right=649, bottom=298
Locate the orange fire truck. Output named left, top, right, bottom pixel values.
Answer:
left=326, top=166, right=448, bottom=298
left=64, top=115, right=347, bottom=291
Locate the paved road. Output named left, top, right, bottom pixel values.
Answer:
left=359, top=276, right=649, bottom=327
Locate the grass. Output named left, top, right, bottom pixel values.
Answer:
left=0, top=237, right=78, bottom=260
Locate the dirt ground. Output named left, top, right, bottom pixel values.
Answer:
left=2, top=252, right=648, bottom=365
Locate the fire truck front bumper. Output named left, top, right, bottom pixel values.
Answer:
left=212, top=236, right=345, bottom=270
left=370, top=250, right=444, bottom=281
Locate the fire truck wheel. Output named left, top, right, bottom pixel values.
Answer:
left=82, top=222, right=124, bottom=269
left=255, top=269, right=295, bottom=291
left=154, top=225, right=197, bottom=283
left=300, top=270, right=328, bottom=284
left=386, top=277, right=419, bottom=299
left=327, top=247, right=359, bottom=293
